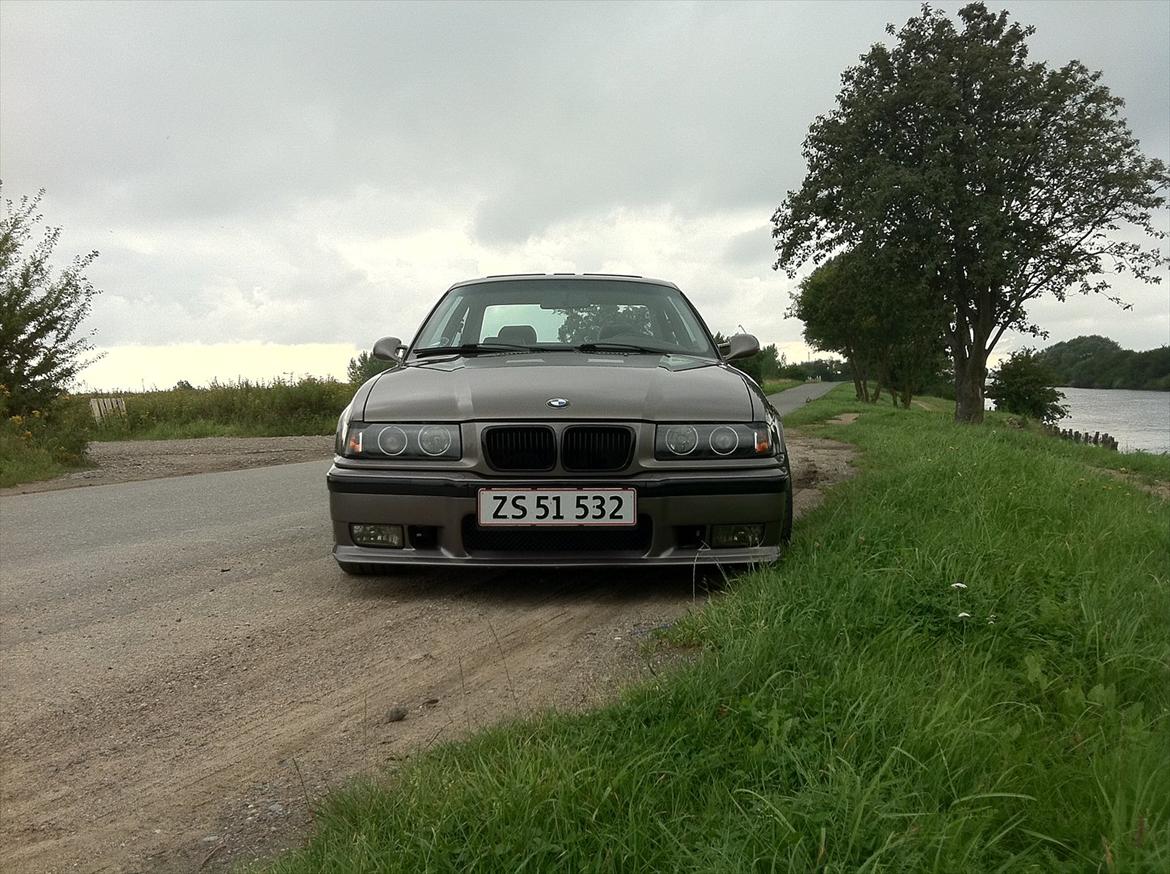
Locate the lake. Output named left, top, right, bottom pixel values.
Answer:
left=1054, top=387, right=1170, bottom=454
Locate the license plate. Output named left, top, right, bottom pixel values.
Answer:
left=477, top=488, right=637, bottom=527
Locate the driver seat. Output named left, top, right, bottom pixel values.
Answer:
left=495, top=325, right=538, bottom=346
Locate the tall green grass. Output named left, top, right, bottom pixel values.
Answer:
left=88, top=378, right=354, bottom=440
left=762, top=377, right=804, bottom=395
left=271, top=389, right=1165, bottom=871
left=0, top=393, right=92, bottom=487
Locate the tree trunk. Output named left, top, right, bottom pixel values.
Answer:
left=900, top=384, right=912, bottom=409
left=847, top=355, right=864, bottom=401
left=954, top=353, right=987, bottom=423
left=950, top=287, right=993, bottom=424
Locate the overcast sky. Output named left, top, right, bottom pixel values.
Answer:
left=2, top=0, right=1167, bottom=389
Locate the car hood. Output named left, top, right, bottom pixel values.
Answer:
left=360, top=353, right=757, bottom=422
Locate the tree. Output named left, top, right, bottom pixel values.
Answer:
left=757, top=343, right=784, bottom=381
left=708, top=331, right=780, bottom=385
left=987, top=349, right=1068, bottom=423
left=790, top=247, right=947, bottom=407
left=772, top=2, right=1168, bottom=423
left=790, top=255, right=876, bottom=401
left=0, top=187, right=101, bottom=416
left=1036, top=335, right=1170, bottom=391
left=556, top=305, right=651, bottom=344
left=347, top=350, right=395, bottom=385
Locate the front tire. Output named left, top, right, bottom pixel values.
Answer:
left=780, top=454, right=794, bottom=544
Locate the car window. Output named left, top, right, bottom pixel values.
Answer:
left=478, top=303, right=653, bottom=344
left=413, top=279, right=716, bottom=356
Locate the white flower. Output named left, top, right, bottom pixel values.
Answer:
left=951, top=582, right=968, bottom=590
left=957, top=612, right=972, bottom=619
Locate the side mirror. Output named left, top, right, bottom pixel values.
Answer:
left=372, top=336, right=406, bottom=362
left=724, top=333, right=760, bottom=361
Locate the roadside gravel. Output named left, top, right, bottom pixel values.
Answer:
left=1, top=433, right=854, bottom=872
left=1, top=436, right=334, bottom=496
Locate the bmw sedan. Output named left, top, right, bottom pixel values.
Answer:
left=327, top=274, right=792, bottom=572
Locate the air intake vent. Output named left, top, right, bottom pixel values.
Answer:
left=561, top=426, right=634, bottom=472
left=482, top=426, right=556, bottom=471
left=462, top=515, right=652, bottom=554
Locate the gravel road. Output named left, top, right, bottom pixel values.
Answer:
left=1, top=418, right=853, bottom=872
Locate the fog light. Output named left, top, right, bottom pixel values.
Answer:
left=710, top=524, right=764, bottom=548
left=351, top=524, right=404, bottom=548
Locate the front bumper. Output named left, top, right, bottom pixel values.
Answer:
left=327, top=464, right=790, bottom=568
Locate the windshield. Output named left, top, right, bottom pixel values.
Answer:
left=411, top=279, right=717, bottom=358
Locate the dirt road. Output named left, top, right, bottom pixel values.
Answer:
left=1, top=433, right=853, bottom=872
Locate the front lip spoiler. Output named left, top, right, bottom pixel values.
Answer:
left=326, top=471, right=788, bottom=498
left=333, top=543, right=783, bottom=568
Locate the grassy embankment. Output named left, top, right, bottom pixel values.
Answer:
left=87, top=378, right=354, bottom=441
left=3, top=377, right=809, bottom=487
left=89, top=377, right=806, bottom=440
left=0, top=426, right=73, bottom=487
left=2, top=379, right=352, bottom=486
left=762, top=377, right=804, bottom=395
left=267, top=386, right=1169, bottom=872
left=1, top=379, right=352, bottom=486
left=0, top=393, right=92, bottom=488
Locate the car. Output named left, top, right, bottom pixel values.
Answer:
left=327, top=273, right=792, bottom=572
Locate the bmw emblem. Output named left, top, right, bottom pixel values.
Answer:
left=546, top=397, right=570, bottom=409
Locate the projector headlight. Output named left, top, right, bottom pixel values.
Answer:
left=655, top=422, right=778, bottom=460
left=343, top=423, right=462, bottom=460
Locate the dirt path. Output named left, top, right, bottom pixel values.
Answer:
left=1, top=435, right=335, bottom=496
left=1, top=434, right=854, bottom=872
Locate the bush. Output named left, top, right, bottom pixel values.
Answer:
left=0, top=386, right=93, bottom=485
left=347, top=351, right=395, bottom=386
left=0, top=188, right=101, bottom=417
left=88, top=377, right=354, bottom=440
left=987, top=349, right=1068, bottom=424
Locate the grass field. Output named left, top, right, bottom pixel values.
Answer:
left=0, top=396, right=93, bottom=488
left=2, top=379, right=353, bottom=486
left=0, top=430, right=73, bottom=487
left=88, top=378, right=353, bottom=441
left=762, top=377, right=805, bottom=395
left=266, top=386, right=1169, bottom=872
left=93, top=378, right=806, bottom=440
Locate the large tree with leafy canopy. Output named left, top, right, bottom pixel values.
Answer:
left=772, top=2, right=1168, bottom=423
left=789, top=254, right=876, bottom=401
left=1, top=187, right=101, bottom=415
left=791, top=246, right=947, bottom=407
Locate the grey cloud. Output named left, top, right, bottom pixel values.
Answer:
left=1, top=0, right=1166, bottom=355
left=722, top=225, right=775, bottom=272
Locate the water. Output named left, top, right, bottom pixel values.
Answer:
left=1054, top=387, right=1170, bottom=454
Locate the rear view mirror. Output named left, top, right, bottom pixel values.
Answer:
left=372, top=336, right=406, bottom=361
left=724, top=333, right=760, bottom=361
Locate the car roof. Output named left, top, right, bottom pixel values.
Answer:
left=446, top=273, right=680, bottom=292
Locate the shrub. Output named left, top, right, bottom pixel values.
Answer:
left=0, top=386, right=93, bottom=485
left=987, top=349, right=1068, bottom=424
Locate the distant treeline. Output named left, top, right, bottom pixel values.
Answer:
left=1036, top=336, right=1170, bottom=391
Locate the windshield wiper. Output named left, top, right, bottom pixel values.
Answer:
left=414, top=342, right=548, bottom=358
left=575, top=342, right=675, bottom=355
